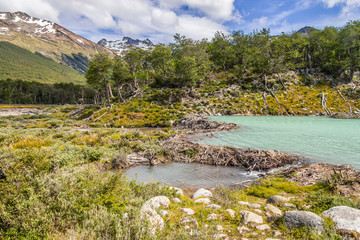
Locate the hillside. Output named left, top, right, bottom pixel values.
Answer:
left=0, top=41, right=85, bottom=84
left=0, top=12, right=107, bottom=72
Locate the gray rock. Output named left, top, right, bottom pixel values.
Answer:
left=206, top=204, right=221, bottom=210
left=225, top=209, right=236, bottom=218
left=265, top=204, right=282, bottom=216
left=173, top=197, right=181, bottom=203
left=248, top=203, right=262, bottom=209
left=192, top=188, right=212, bottom=199
left=238, top=201, right=250, bottom=206
left=283, top=203, right=296, bottom=209
left=180, top=208, right=195, bottom=216
left=284, top=211, right=324, bottom=230
left=194, top=198, right=211, bottom=204
left=322, top=206, right=360, bottom=233
left=240, top=210, right=264, bottom=225
left=267, top=195, right=289, bottom=204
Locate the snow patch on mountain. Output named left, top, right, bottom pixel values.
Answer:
left=98, top=37, right=154, bottom=55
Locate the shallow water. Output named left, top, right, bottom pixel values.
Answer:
left=123, top=162, right=259, bottom=188
left=195, top=116, right=360, bottom=168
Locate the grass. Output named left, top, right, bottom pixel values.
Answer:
left=0, top=112, right=359, bottom=239
left=0, top=41, right=85, bottom=84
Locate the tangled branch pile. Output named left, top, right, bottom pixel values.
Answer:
left=175, top=116, right=238, bottom=132
left=161, top=134, right=305, bottom=171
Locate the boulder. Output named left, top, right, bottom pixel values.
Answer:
left=192, top=188, right=212, bottom=199
left=225, top=209, right=236, bottom=218
left=240, top=210, right=264, bottom=225
left=141, top=196, right=170, bottom=213
left=284, top=211, right=324, bottom=230
left=173, top=197, right=181, bottom=203
left=267, top=195, right=289, bottom=205
left=206, top=204, right=221, bottom=210
left=194, top=198, right=211, bottom=204
left=265, top=204, right=282, bottom=216
left=322, top=206, right=360, bottom=233
left=180, top=208, right=195, bottom=216
left=140, top=196, right=170, bottom=234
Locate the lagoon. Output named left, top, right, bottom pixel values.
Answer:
left=195, top=116, right=360, bottom=169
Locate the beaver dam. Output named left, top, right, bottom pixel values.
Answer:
left=120, top=116, right=307, bottom=187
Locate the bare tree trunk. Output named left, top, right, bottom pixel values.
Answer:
left=321, top=92, right=332, bottom=116
left=108, top=83, right=114, bottom=98
left=337, top=89, right=352, bottom=114
left=104, top=77, right=110, bottom=105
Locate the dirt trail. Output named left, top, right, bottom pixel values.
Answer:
left=0, top=108, right=42, bottom=116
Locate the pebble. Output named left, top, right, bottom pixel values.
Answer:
left=173, top=197, right=181, bottom=203
left=180, top=208, right=195, bottom=216
left=206, top=204, right=221, bottom=210
left=256, top=224, right=271, bottom=231
left=194, top=198, right=211, bottom=204
left=225, top=209, right=235, bottom=218
left=207, top=213, right=218, bottom=220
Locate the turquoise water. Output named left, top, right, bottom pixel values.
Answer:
left=194, top=116, right=360, bottom=169
left=123, top=162, right=259, bottom=188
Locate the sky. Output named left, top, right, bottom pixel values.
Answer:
left=1, top=0, right=360, bottom=43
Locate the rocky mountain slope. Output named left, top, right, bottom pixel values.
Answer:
left=0, top=11, right=107, bottom=73
left=98, top=37, right=153, bottom=55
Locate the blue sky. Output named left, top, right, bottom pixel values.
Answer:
left=1, top=0, right=360, bottom=43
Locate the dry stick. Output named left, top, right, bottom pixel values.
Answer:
left=269, top=90, right=290, bottom=115
left=321, top=92, right=332, bottom=116
left=337, top=89, right=352, bottom=114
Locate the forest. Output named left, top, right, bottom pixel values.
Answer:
left=1, top=21, right=359, bottom=106
left=86, top=21, right=360, bottom=105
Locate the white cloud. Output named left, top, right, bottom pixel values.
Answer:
left=0, top=0, right=234, bottom=43
left=156, top=0, right=236, bottom=20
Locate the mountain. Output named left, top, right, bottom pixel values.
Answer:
left=98, top=37, right=154, bottom=55
left=0, top=11, right=107, bottom=73
left=297, top=26, right=316, bottom=35
left=0, top=41, right=84, bottom=84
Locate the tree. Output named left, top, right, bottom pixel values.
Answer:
left=86, top=52, right=112, bottom=105
left=339, top=21, right=360, bottom=82
left=148, top=44, right=174, bottom=86
left=112, top=56, right=132, bottom=102
left=171, top=34, right=211, bottom=88
left=208, top=31, right=236, bottom=71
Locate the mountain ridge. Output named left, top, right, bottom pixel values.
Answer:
left=0, top=11, right=107, bottom=72
left=98, top=37, right=154, bottom=55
